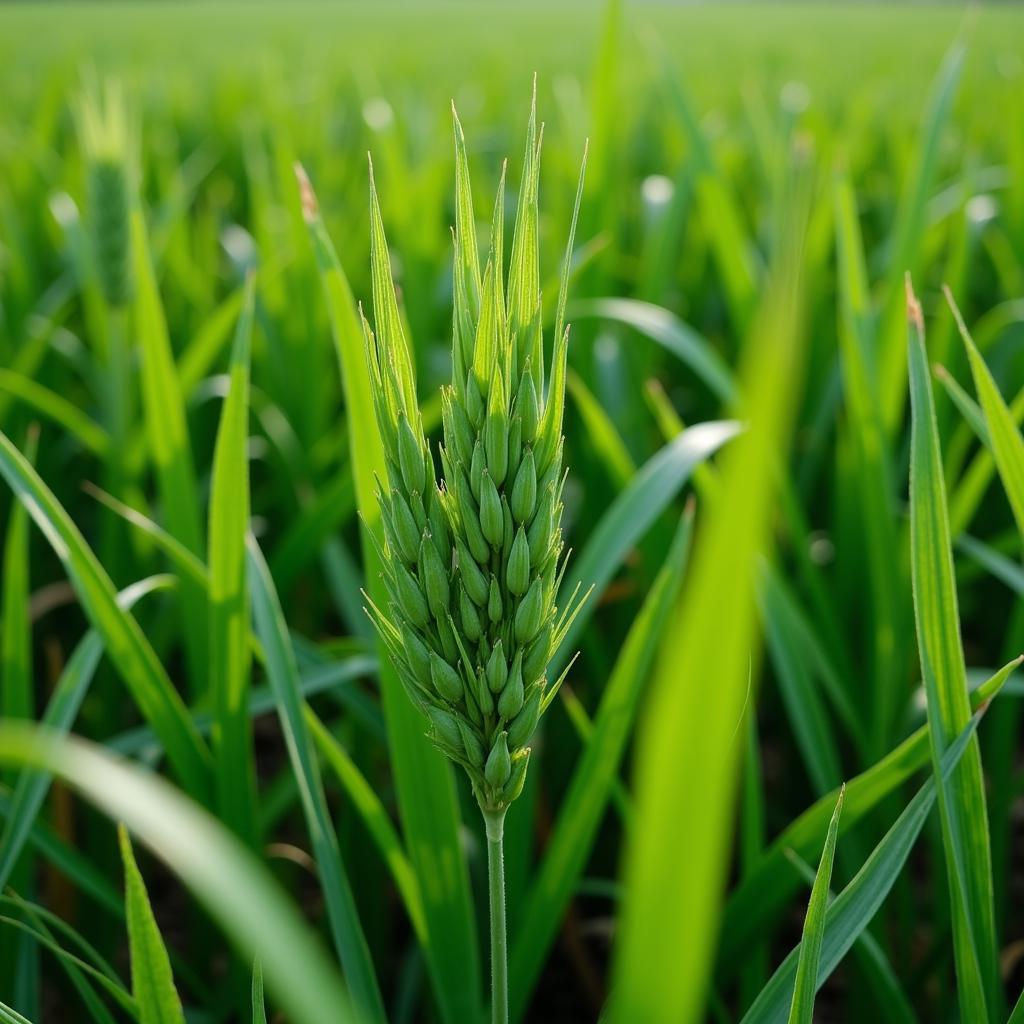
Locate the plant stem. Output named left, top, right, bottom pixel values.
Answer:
left=482, top=806, right=508, bottom=1024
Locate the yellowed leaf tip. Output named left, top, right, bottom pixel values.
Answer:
left=293, top=162, right=318, bottom=224
left=904, top=273, right=923, bottom=332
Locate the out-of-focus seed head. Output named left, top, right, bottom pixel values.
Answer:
left=74, top=76, right=135, bottom=308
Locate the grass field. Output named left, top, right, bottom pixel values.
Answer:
left=2, top=2, right=1024, bottom=1022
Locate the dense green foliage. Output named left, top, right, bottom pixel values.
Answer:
left=2, top=2, right=1024, bottom=1022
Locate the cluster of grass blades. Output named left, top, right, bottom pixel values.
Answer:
left=3, top=2, right=1024, bottom=1021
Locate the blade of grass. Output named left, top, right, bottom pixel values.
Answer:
left=299, top=166, right=481, bottom=1024
left=1, top=427, right=37, bottom=1016
left=569, top=298, right=736, bottom=404
left=759, top=565, right=844, bottom=794
left=609, top=160, right=810, bottom=1024
left=252, top=960, right=267, bottom=1024
left=208, top=275, right=258, bottom=845
left=551, top=419, right=739, bottom=677
left=8, top=899, right=123, bottom=1024
left=246, top=534, right=385, bottom=1023
left=118, top=825, right=186, bottom=1024
left=0, top=574, right=174, bottom=892
left=0, top=914, right=133, bottom=1017
left=719, top=655, right=1020, bottom=976
left=0, top=430, right=211, bottom=799
left=946, top=287, right=1024, bottom=539
left=742, top=709, right=986, bottom=1024
left=566, top=370, right=635, bottom=489
left=0, top=1002, right=30, bottom=1024
left=834, top=171, right=905, bottom=755
left=787, top=786, right=844, bottom=1024
left=877, top=43, right=964, bottom=429
left=0, top=371, right=110, bottom=457
left=306, top=708, right=426, bottom=943
left=0, top=723, right=356, bottom=1024
left=130, top=208, right=207, bottom=696
left=509, top=508, right=694, bottom=1020
left=907, top=278, right=1000, bottom=1017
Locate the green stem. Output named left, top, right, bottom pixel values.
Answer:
left=483, top=806, right=508, bottom=1024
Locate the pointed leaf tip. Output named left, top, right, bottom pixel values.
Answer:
left=294, top=162, right=318, bottom=224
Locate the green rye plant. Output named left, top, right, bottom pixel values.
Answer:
left=361, top=94, right=586, bottom=1023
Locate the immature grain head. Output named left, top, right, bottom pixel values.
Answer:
left=363, top=94, right=587, bottom=815
left=74, top=76, right=134, bottom=308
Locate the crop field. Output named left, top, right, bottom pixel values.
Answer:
left=2, top=2, right=1024, bottom=1022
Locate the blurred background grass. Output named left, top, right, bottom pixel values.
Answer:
left=3, top=2, right=1024, bottom=1022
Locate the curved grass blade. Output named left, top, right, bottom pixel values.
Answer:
left=0, top=371, right=110, bottom=456
left=0, top=1001, right=31, bottom=1024
left=946, top=287, right=1024, bottom=539
left=907, top=279, right=999, bottom=1017
left=0, top=575, right=174, bottom=892
left=787, top=786, right=844, bottom=1024
left=0, top=915, right=132, bottom=1017
left=5, top=899, right=122, bottom=1024
left=569, top=298, right=736, bottom=404
left=719, top=655, right=1020, bottom=976
left=0, top=723, right=357, bottom=1024
left=741, top=709, right=986, bottom=1024
left=118, top=826, right=186, bottom=1024
left=246, top=535, right=385, bottom=1023
left=552, top=419, right=740, bottom=676
left=509, top=509, right=694, bottom=1021
left=83, top=484, right=209, bottom=590
left=0, top=430, right=211, bottom=799
left=208, top=276, right=258, bottom=845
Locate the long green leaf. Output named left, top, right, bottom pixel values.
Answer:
left=306, top=708, right=426, bottom=942
left=0, top=371, right=110, bottom=456
left=907, top=279, right=999, bottom=1018
left=759, top=565, right=844, bottom=794
left=246, top=536, right=384, bottom=1022
left=742, top=709, right=986, bottom=1024
left=509, top=508, right=693, bottom=1021
left=252, top=960, right=267, bottom=1024
left=719, top=655, right=1020, bottom=976
left=0, top=575, right=174, bottom=892
left=0, top=1001, right=31, bottom=1024
left=299, top=166, right=481, bottom=1024
left=119, top=825, right=186, bottom=1024
left=877, top=43, right=964, bottom=428
left=833, top=171, right=904, bottom=754
left=0, top=723, right=357, bottom=1024
left=787, top=786, right=844, bottom=1024
left=130, top=208, right=207, bottom=693
left=1, top=427, right=37, bottom=1014
left=0, top=430, right=211, bottom=799
left=208, top=275, right=258, bottom=844
left=609, top=166, right=810, bottom=1024
left=947, top=287, right=1024, bottom=539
